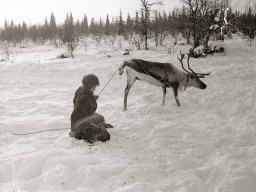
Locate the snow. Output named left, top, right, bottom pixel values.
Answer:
left=0, top=38, right=256, bottom=192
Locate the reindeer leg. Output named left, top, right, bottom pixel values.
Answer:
left=173, top=86, right=180, bottom=107
left=161, top=86, right=166, bottom=106
left=123, top=72, right=136, bottom=111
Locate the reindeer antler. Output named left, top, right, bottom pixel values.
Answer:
left=196, top=72, right=210, bottom=78
left=177, top=50, right=191, bottom=74
left=186, top=48, right=210, bottom=78
left=186, top=49, right=197, bottom=75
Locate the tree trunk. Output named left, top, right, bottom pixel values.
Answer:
left=145, top=36, right=148, bottom=50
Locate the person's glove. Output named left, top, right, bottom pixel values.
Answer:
left=94, top=95, right=99, bottom=100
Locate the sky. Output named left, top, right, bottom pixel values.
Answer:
left=0, top=0, right=181, bottom=27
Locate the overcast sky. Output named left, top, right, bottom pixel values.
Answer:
left=0, top=0, right=181, bottom=27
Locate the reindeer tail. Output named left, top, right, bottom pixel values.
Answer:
left=118, top=61, right=129, bottom=75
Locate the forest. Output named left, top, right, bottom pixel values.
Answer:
left=0, top=0, right=256, bottom=59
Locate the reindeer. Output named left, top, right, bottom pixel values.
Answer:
left=118, top=50, right=210, bottom=111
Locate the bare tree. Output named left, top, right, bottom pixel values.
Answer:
left=179, top=0, right=219, bottom=48
left=135, top=0, right=162, bottom=50
left=66, top=37, right=79, bottom=58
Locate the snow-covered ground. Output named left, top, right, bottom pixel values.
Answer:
left=0, top=38, right=255, bottom=192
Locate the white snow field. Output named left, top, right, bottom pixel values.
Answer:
left=0, top=38, right=255, bottom=192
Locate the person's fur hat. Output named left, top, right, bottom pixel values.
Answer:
left=82, top=74, right=99, bottom=89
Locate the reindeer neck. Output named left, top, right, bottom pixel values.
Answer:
left=179, top=72, right=190, bottom=91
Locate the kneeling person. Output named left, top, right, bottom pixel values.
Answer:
left=70, top=74, right=113, bottom=143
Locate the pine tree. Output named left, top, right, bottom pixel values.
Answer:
left=49, top=13, right=57, bottom=40
left=81, top=14, right=89, bottom=36
left=2, top=19, right=9, bottom=41
left=90, top=18, right=96, bottom=35
left=62, top=13, right=79, bottom=58
left=126, top=13, right=134, bottom=36
left=4, top=19, right=8, bottom=30
left=43, top=17, right=50, bottom=42
left=21, top=21, right=27, bottom=40
left=17, top=24, right=22, bottom=43
left=134, top=11, right=140, bottom=34
left=118, top=9, right=125, bottom=35
left=115, top=16, right=119, bottom=35
left=75, top=19, right=81, bottom=35
left=9, top=20, right=15, bottom=43
left=110, top=17, right=116, bottom=35
left=63, top=13, right=74, bottom=42
left=105, top=14, right=111, bottom=35
left=98, top=17, right=104, bottom=36
left=29, top=25, right=38, bottom=43
left=167, top=12, right=175, bottom=37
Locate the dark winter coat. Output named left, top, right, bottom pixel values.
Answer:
left=70, top=86, right=97, bottom=130
left=70, top=86, right=112, bottom=143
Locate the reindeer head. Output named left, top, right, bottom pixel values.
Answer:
left=177, top=49, right=210, bottom=90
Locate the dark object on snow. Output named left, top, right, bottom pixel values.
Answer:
left=123, top=49, right=129, bottom=55
left=219, top=47, right=225, bottom=53
left=102, top=52, right=111, bottom=58
left=57, top=53, right=69, bottom=59
left=70, top=114, right=112, bottom=143
left=71, top=86, right=98, bottom=124
left=70, top=85, right=113, bottom=143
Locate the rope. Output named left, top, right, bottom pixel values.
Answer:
left=98, top=68, right=119, bottom=96
left=1, top=128, right=70, bottom=136
left=229, top=15, right=239, bottom=23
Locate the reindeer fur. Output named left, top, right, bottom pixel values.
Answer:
left=119, top=59, right=207, bottom=111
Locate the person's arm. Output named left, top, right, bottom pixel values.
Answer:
left=76, top=93, right=97, bottom=115
left=73, top=86, right=83, bottom=106
left=94, top=95, right=99, bottom=100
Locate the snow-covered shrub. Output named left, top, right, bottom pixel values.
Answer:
left=131, top=35, right=144, bottom=50
left=190, top=42, right=225, bottom=58
left=0, top=41, right=20, bottom=62
left=191, top=45, right=207, bottom=58
left=209, top=41, right=225, bottom=53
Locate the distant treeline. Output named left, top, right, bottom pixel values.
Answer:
left=0, top=11, right=175, bottom=45
left=0, top=1, right=255, bottom=49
